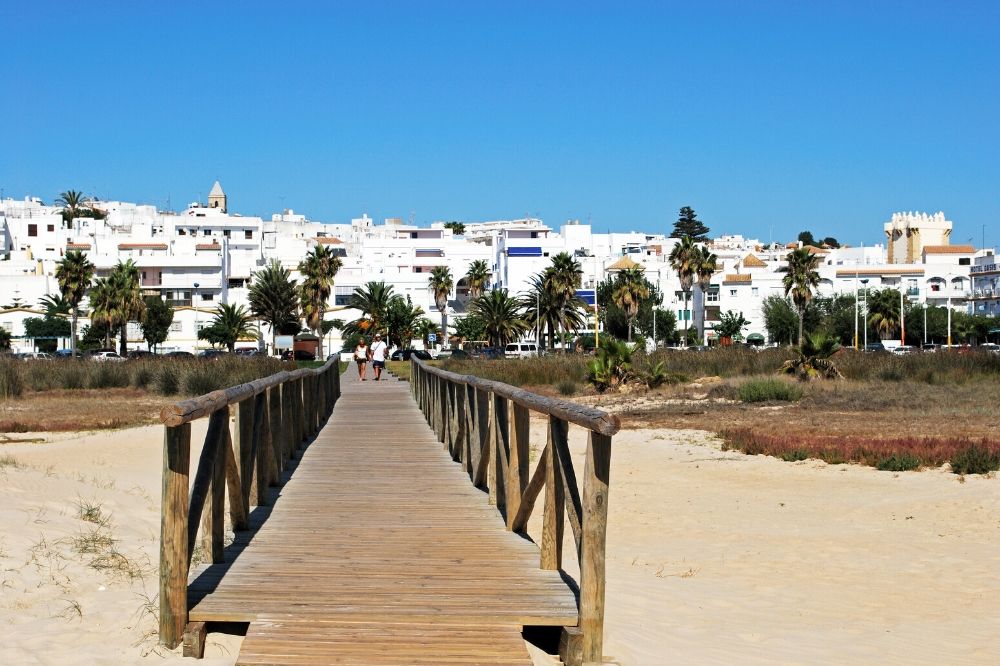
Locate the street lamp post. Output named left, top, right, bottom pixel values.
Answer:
left=193, top=282, right=200, bottom=352
left=853, top=272, right=859, bottom=350
left=860, top=279, right=869, bottom=349
left=900, top=285, right=906, bottom=345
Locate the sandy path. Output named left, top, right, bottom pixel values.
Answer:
left=528, top=422, right=1000, bottom=665
left=0, top=424, right=241, bottom=665
left=2, top=420, right=998, bottom=665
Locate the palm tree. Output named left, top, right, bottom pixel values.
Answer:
left=415, top=318, right=439, bottom=349
left=249, top=260, right=300, bottom=353
left=611, top=267, right=650, bottom=342
left=782, top=247, right=822, bottom=347
left=668, top=236, right=698, bottom=346
left=384, top=295, right=425, bottom=349
left=298, top=245, right=342, bottom=358
left=55, top=250, right=96, bottom=357
left=544, top=252, right=584, bottom=351
left=470, top=290, right=528, bottom=348
left=202, top=303, right=256, bottom=352
left=88, top=277, right=117, bottom=349
left=867, top=289, right=901, bottom=340
left=347, top=281, right=396, bottom=338
left=782, top=332, right=843, bottom=380
left=56, top=190, right=88, bottom=225
left=428, top=266, right=453, bottom=347
left=38, top=294, right=71, bottom=316
left=109, top=259, right=146, bottom=355
left=464, top=260, right=490, bottom=300
left=694, top=246, right=718, bottom=343
left=522, top=273, right=563, bottom=350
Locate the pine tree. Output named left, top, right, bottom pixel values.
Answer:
left=669, top=207, right=710, bottom=241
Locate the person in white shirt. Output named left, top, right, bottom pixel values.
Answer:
left=369, top=333, right=388, bottom=381
left=354, top=338, right=368, bottom=381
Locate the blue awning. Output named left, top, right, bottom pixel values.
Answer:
left=507, top=246, right=542, bottom=257
left=576, top=289, right=596, bottom=306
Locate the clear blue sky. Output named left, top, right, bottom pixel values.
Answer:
left=4, top=1, right=998, bottom=247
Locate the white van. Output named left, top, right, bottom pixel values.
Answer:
left=504, top=342, right=538, bottom=359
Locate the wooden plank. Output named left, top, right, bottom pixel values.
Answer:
left=203, top=406, right=227, bottom=563
left=182, top=621, right=207, bottom=658
left=188, top=409, right=227, bottom=565
left=159, top=423, right=190, bottom=649
left=224, top=427, right=249, bottom=531
left=541, top=417, right=565, bottom=571
left=506, top=403, right=530, bottom=530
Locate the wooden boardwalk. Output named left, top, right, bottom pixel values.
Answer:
left=188, top=369, right=578, bottom=664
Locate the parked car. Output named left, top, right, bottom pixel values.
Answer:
left=864, top=343, right=887, bottom=353
left=470, top=347, right=503, bottom=360
left=234, top=347, right=265, bottom=357
left=448, top=348, right=471, bottom=360
left=127, top=349, right=155, bottom=360
left=978, top=343, right=1000, bottom=353
left=164, top=351, right=195, bottom=359
left=504, top=342, right=539, bottom=359
left=54, top=349, right=83, bottom=359
left=921, top=343, right=941, bottom=353
left=892, top=345, right=917, bottom=355
left=20, top=352, right=54, bottom=360
left=91, top=351, right=125, bottom=362
left=281, top=349, right=316, bottom=361
left=390, top=349, right=432, bottom=361
left=198, top=349, right=230, bottom=360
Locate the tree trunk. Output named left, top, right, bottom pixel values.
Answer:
left=441, top=313, right=447, bottom=350
left=627, top=320, right=633, bottom=343
left=798, top=307, right=805, bottom=348
left=682, top=292, right=690, bottom=347
left=316, top=307, right=325, bottom=358
left=119, top=323, right=127, bottom=356
left=70, top=309, right=78, bottom=357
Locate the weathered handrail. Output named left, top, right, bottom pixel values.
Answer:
left=158, top=358, right=341, bottom=653
left=410, top=356, right=617, bottom=666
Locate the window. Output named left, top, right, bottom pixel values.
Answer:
left=203, top=229, right=211, bottom=236
left=730, top=289, right=738, bottom=297
left=752, top=287, right=759, bottom=297
left=178, top=229, right=186, bottom=235
left=677, top=309, right=691, bottom=322
left=223, top=230, right=230, bottom=238
left=244, top=230, right=253, bottom=239
left=28, top=224, right=37, bottom=237
left=706, top=290, right=720, bottom=303
left=170, top=321, right=182, bottom=332
left=47, top=224, right=54, bottom=232
left=959, top=258, right=971, bottom=266
left=201, top=293, right=213, bottom=301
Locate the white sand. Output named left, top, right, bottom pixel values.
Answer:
left=2, top=422, right=998, bottom=665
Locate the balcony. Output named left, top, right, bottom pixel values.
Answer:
left=970, top=288, right=1000, bottom=300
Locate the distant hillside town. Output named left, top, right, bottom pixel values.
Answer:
left=1, top=182, right=997, bottom=354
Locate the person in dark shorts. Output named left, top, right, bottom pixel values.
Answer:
left=369, top=333, right=388, bottom=381
left=354, top=338, right=368, bottom=380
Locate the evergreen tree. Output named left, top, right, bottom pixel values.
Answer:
left=669, top=207, right=710, bottom=241
left=141, top=296, right=174, bottom=351
left=798, top=230, right=816, bottom=247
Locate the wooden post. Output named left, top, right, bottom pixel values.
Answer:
left=234, top=398, right=254, bottom=512
left=253, top=392, right=269, bottom=506
left=182, top=621, right=207, bottom=659
left=506, top=403, right=530, bottom=530
left=223, top=427, right=248, bottom=530
left=541, top=417, right=566, bottom=570
left=159, top=422, right=190, bottom=649
left=579, top=431, right=612, bottom=665
left=188, top=409, right=227, bottom=564
left=269, top=385, right=285, bottom=475
left=463, top=384, right=476, bottom=474
left=281, top=380, right=294, bottom=463
left=203, top=407, right=227, bottom=563
left=490, top=394, right=509, bottom=508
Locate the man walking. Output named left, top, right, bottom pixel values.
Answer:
left=369, top=333, right=388, bottom=381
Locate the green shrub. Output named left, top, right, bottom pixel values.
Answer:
left=781, top=450, right=810, bottom=462
left=156, top=365, right=180, bottom=396
left=738, top=378, right=803, bottom=403
left=90, top=363, right=129, bottom=389
left=556, top=380, right=577, bottom=396
left=876, top=453, right=921, bottom=471
left=707, top=382, right=740, bottom=401
left=0, top=360, right=23, bottom=399
left=185, top=366, right=223, bottom=396
left=132, top=364, right=155, bottom=389
left=950, top=444, right=1000, bottom=475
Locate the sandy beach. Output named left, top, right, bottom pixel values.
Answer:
left=2, top=420, right=998, bottom=665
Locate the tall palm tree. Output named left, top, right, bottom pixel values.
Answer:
left=867, top=289, right=901, bottom=340
left=668, top=236, right=698, bottom=346
left=428, top=266, right=453, bottom=347
left=415, top=318, right=439, bottom=349
left=384, top=294, right=425, bottom=349
left=249, top=260, right=300, bottom=353
left=470, top=290, right=528, bottom=348
left=56, top=190, right=88, bottom=225
left=38, top=294, right=71, bottom=316
left=88, top=277, right=117, bottom=349
left=694, top=246, right=718, bottom=344
left=782, top=247, right=822, bottom=347
left=522, top=273, right=562, bottom=350
left=55, top=250, right=96, bottom=357
left=347, top=281, right=396, bottom=338
left=611, top=267, right=650, bottom=342
left=464, top=260, right=490, bottom=300
left=298, top=245, right=342, bottom=358
left=109, top=259, right=146, bottom=355
left=544, top=252, right=584, bottom=351
left=203, top=303, right=256, bottom=352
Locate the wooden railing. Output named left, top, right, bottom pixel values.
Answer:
left=158, top=359, right=341, bottom=649
left=410, top=357, right=619, bottom=666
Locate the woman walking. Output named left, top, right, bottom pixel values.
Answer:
left=354, top=337, right=369, bottom=380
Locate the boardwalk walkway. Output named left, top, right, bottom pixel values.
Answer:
left=188, top=368, right=577, bottom=665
